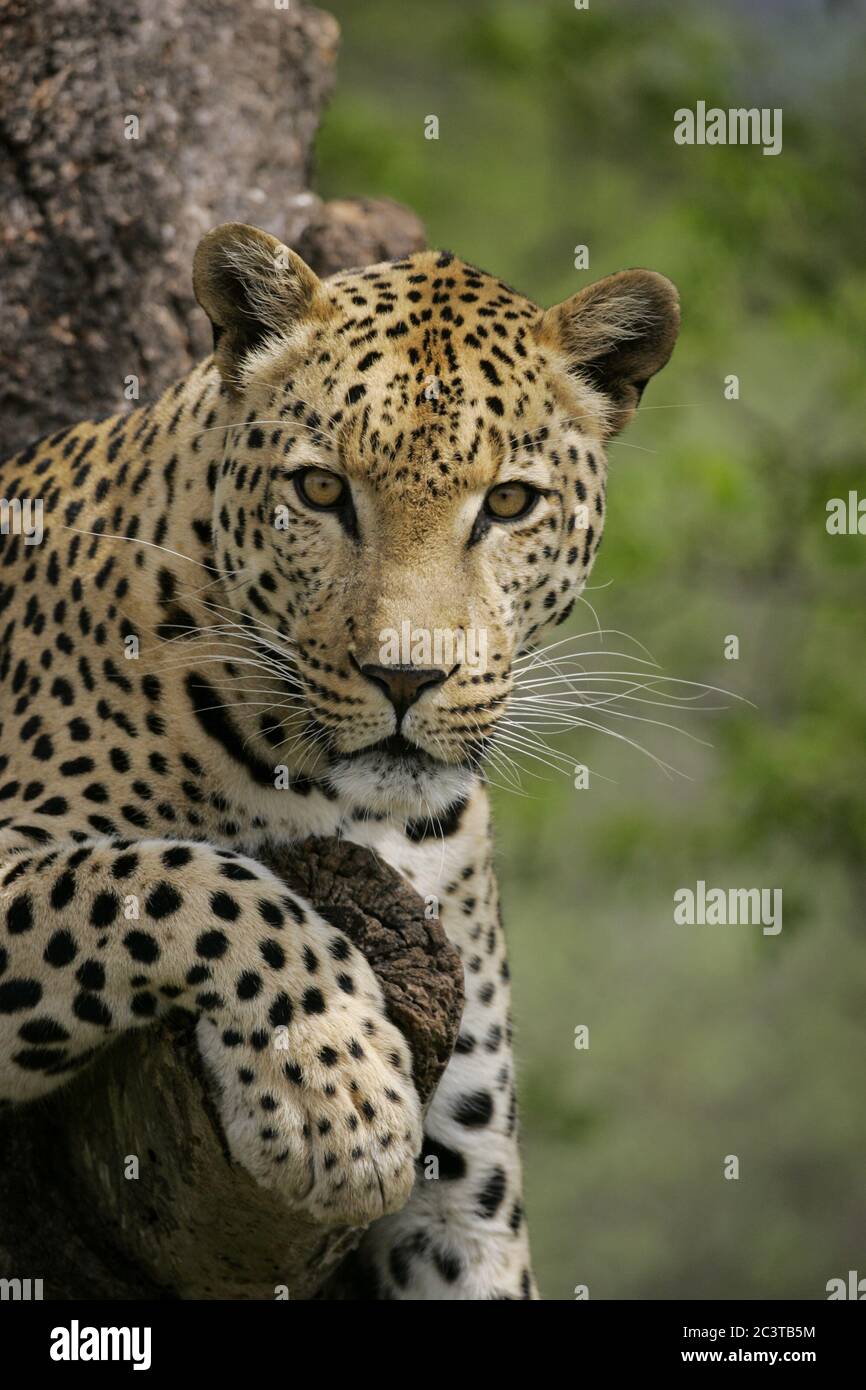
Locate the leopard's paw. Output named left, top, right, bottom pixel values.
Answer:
left=198, top=992, right=422, bottom=1227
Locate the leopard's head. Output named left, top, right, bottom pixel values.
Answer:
left=193, top=224, right=679, bottom=816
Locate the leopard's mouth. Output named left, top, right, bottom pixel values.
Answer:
left=322, top=729, right=475, bottom=817
left=345, top=732, right=435, bottom=770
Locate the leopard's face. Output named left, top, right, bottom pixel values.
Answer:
left=196, top=229, right=679, bottom=816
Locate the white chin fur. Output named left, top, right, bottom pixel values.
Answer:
left=326, top=753, right=473, bottom=818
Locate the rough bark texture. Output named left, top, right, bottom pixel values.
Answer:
left=0, top=0, right=448, bottom=1300
left=0, top=839, right=463, bottom=1299
left=260, top=838, right=463, bottom=1104
left=295, top=196, right=426, bottom=277
left=0, top=0, right=425, bottom=458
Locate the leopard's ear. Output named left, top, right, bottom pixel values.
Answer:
left=536, top=270, right=680, bottom=436
left=193, top=223, right=324, bottom=390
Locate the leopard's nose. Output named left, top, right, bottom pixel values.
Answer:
left=356, top=662, right=449, bottom=720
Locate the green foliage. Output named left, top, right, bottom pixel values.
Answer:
left=321, top=0, right=866, bottom=1298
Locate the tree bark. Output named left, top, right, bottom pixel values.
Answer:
left=0, top=0, right=424, bottom=458
left=0, top=0, right=448, bottom=1300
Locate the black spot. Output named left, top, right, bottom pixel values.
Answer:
left=32, top=734, right=54, bottom=760
left=73, top=991, right=112, bottom=1027
left=433, top=1247, right=463, bottom=1283
left=145, top=882, right=182, bottom=918
left=477, top=1165, right=507, bottom=1218
left=50, top=871, right=76, bottom=910
left=196, top=991, right=223, bottom=1011
left=302, top=987, right=325, bottom=1015
left=44, top=930, right=77, bottom=968
left=162, top=845, right=193, bottom=869
left=236, top=971, right=262, bottom=1000
left=405, top=796, right=467, bottom=842
left=18, top=1017, right=70, bottom=1044
left=12, top=1047, right=67, bottom=1071
left=219, top=861, right=257, bottom=881
left=109, top=747, right=131, bottom=773
left=269, top=992, right=293, bottom=1027
left=196, top=930, right=228, bottom=959
left=423, top=1136, right=466, bottom=1180
left=6, top=893, right=33, bottom=935
left=90, top=892, right=120, bottom=927
left=258, top=899, right=285, bottom=929
left=123, top=930, right=160, bottom=964
left=260, top=939, right=285, bottom=969
left=211, top=891, right=240, bottom=922
left=453, top=1090, right=493, bottom=1127
left=59, top=757, right=94, bottom=777
left=111, top=852, right=139, bottom=879
left=0, top=978, right=42, bottom=1012
left=76, top=959, right=106, bottom=991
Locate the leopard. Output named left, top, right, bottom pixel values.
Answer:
left=0, top=222, right=679, bottom=1299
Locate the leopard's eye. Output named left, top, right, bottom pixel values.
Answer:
left=295, top=468, right=346, bottom=511
left=484, top=481, right=538, bottom=522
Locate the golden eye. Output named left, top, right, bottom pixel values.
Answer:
left=484, top=481, right=538, bottom=521
left=296, top=468, right=346, bottom=510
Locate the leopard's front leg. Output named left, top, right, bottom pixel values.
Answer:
left=0, top=827, right=422, bottom=1227
left=350, top=787, right=538, bottom=1300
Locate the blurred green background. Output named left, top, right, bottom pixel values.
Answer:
left=318, top=0, right=866, bottom=1298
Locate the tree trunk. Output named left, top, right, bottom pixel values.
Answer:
left=0, top=0, right=424, bottom=458
left=0, top=0, right=449, bottom=1300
